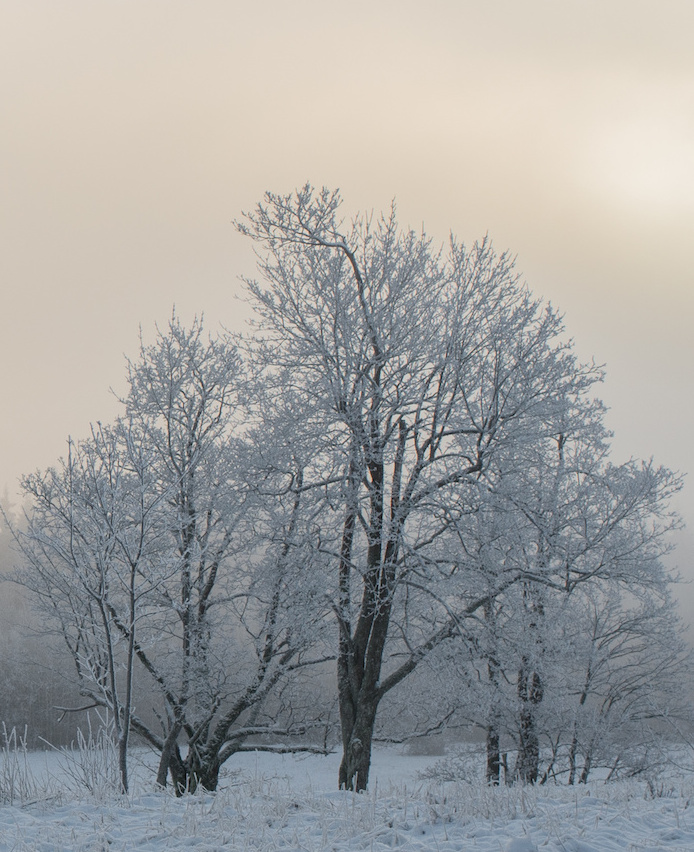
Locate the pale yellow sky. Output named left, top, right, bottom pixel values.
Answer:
left=1, top=0, right=693, bottom=589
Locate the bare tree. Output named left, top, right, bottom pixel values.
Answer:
left=416, top=418, right=684, bottom=785
left=16, top=316, right=331, bottom=792
left=500, top=432, right=681, bottom=783
left=562, top=582, right=692, bottom=784
left=18, top=418, right=162, bottom=792
left=237, top=184, right=601, bottom=790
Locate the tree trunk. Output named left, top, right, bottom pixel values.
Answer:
left=568, top=732, right=578, bottom=785
left=335, top=454, right=392, bottom=793
left=186, top=746, right=220, bottom=793
left=156, top=723, right=183, bottom=789
left=486, top=725, right=501, bottom=784
left=485, top=641, right=502, bottom=785
left=338, top=696, right=378, bottom=792
left=579, top=751, right=593, bottom=784
left=515, top=707, right=540, bottom=783
left=118, top=734, right=129, bottom=794
left=514, top=664, right=542, bottom=783
left=160, top=743, right=188, bottom=795
left=336, top=559, right=391, bottom=791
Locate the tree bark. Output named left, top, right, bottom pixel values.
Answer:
left=337, top=594, right=391, bottom=791
left=568, top=732, right=579, bottom=785
left=336, top=560, right=393, bottom=790
left=579, top=749, right=593, bottom=783
left=338, top=697, right=378, bottom=792
left=185, top=747, right=220, bottom=793
left=156, top=722, right=183, bottom=789
left=514, top=664, right=542, bottom=783
left=486, top=725, right=501, bottom=785
left=485, top=631, right=502, bottom=785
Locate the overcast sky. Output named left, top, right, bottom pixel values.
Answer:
left=1, top=1, right=693, bottom=601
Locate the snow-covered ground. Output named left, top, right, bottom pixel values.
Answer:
left=1, top=746, right=694, bottom=851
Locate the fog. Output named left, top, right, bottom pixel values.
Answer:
left=1, top=0, right=692, bottom=616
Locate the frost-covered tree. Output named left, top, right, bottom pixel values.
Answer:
left=14, top=189, right=685, bottom=798
left=562, top=582, right=692, bottom=784
left=414, top=421, right=685, bottom=786
left=0, top=501, right=81, bottom=749
left=16, top=317, right=331, bottom=793
left=465, top=401, right=682, bottom=783
left=237, top=184, right=602, bottom=790
left=19, top=419, right=161, bottom=792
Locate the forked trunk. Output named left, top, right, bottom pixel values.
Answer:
left=338, top=696, right=378, bottom=792
left=155, top=722, right=184, bottom=789
left=159, top=743, right=221, bottom=794
left=185, top=747, right=220, bottom=793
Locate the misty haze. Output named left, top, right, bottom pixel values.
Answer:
left=1, top=3, right=693, bottom=851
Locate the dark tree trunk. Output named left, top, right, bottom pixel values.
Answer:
left=159, top=743, right=221, bottom=794
left=186, top=746, right=220, bottom=793
left=118, top=734, right=129, bottom=794
left=335, top=447, right=395, bottom=792
left=568, top=733, right=579, bottom=785
left=514, top=664, right=542, bottom=784
left=515, top=706, right=540, bottom=783
left=486, top=725, right=501, bottom=785
left=485, top=636, right=502, bottom=785
left=338, top=697, right=378, bottom=792
left=168, top=745, right=188, bottom=795
left=336, top=601, right=390, bottom=792
left=569, top=667, right=591, bottom=785
left=156, top=722, right=183, bottom=789
left=336, top=559, right=393, bottom=791
left=579, top=751, right=593, bottom=784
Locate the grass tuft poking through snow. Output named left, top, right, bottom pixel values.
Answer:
left=0, top=725, right=57, bottom=808
left=1, top=746, right=694, bottom=851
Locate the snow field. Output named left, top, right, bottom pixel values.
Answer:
left=1, top=748, right=694, bottom=851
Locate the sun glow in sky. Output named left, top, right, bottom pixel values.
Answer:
left=582, top=93, right=694, bottom=213
left=1, top=0, right=693, bottom=599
